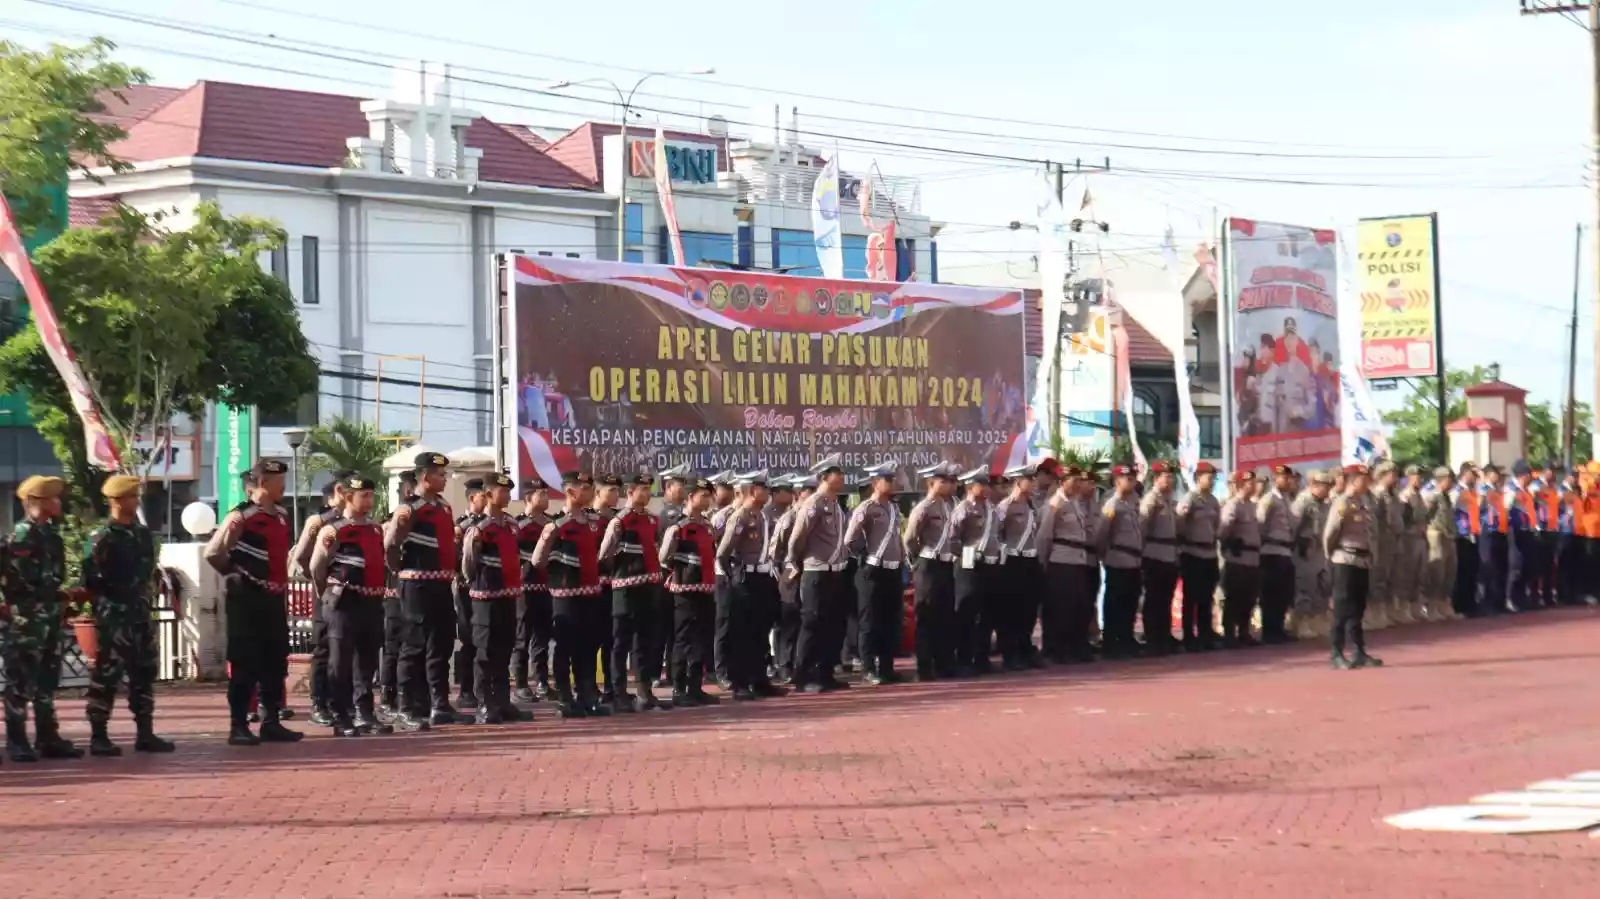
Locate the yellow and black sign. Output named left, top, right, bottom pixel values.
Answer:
left=1356, top=214, right=1439, bottom=378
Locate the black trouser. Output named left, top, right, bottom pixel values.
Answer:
left=597, top=581, right=614, bottom=697
left=1044, top=562, right=1094, bottom=659
left=396, top=578, right=455, bottom=716
left=725, top=571, right=777, bottom=689
left=646, top=585, right=677, bottom=683
left=1141, top=557, right=1179, bottom=648
left=713, top=574, right=733, bottom=682
left=839, top=560, right=860, bottom=667
left=775, top=575, right=802, bottom=675
left=671, top=589, right=716, bottom=689
left=1452, top=537, right=1480, bottom=615
left=612, top=583, right=661, bottom=693
left=453, top=582, right=476, bottom=694
left=513, top=589, right=553, bottom=688
left=1258, top=554, right=1295, bottom=639
left=380, top=593, right=402, bottom=701
left=1101, top=566, right=1142, bottom=652
left=912, top=559, right=955, bottom=676
left=981, top=560, right=1013, bottom=664
left=1011, top=557, right=1043, bottom=660
left=795, top=569, right=847, bottom=685
left=1330, top=563, right=1370, bottom=657
left=552, top=596, right=606, bottom=700
left=1179, top=554, right=1219, bottom=644
left=1586, top=538, right=1600, bottom=602
left=84, top=613, right=157, bottom=726
left=855, top=563, right=903, bottom=677
left=1479, top=532, right=1508, bottom=614
left=1221, top=563, right=1260, bottom=641
left=325, top=589, right=383, bottom=721
left=309, top=595, right=330, bottom=708
left=225, top=578, right=289, bottom=724
left=1507, top=530, right=1535, bottom=611
left=1555, top=534, right=1579, bottom=604
left=471, top=597, right=516, bottom=709
left=952, top=563, right=997, bottom=670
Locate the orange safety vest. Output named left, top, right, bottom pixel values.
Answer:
left=1583, top=493, right=1600, bottom=539
left=1460, top=489, right=1481, bottom=536
left=1542, top=488, right=1562, bottom=532
left=1480, top=488, right=1508, bottom=534
left=1513, top=489, right=1538, bottom=530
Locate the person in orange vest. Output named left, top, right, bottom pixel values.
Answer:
left=1556, top=466, right=1583, bottom=606
left=1580, top=465, right=1600, bottom=604
left=1504, top=459, right=1540, bottom=613
left=1477, top=464, right=1509, bottom=616
left=1450, top=463, right=1481, bottom=616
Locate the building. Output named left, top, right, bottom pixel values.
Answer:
left=1448, top=378, right=1530, bottom=471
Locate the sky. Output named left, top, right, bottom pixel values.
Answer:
left=10, top=0, right=1596, bottom=415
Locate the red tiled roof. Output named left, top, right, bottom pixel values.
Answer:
left=1021, top=288, right=1172, bottom=365
left=100, top=81, right=592, bottom=190
left=88, top=85, right=185, bottom=129
left=501, top=125, right=551, bottom=152
left=68, top=195, right=120, bottom=228
left=544, top=121, right=730, bottom=184
left=1464, top=379, right=1528, bottom=399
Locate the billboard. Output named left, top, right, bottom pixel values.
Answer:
left=1356, top=213, right=1439, bottom=379
left=508, top=257, right=1027, bottom=485
left=1225, top=218, right=1342, bottom=471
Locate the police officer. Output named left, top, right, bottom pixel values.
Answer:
left=1451, top=464, right=1481, bottom=617
left=1035, top=465, right=1095, bottom=662
left=844, top=460, right=905, bottom=683
left=599, top=473, right=663, bottom=712
left=532, top=472, right=612, bottom=718
left=768, top=473, right=811, bottom=683
left=717, top=469, right=782, bottom=699
left=1078, top=470, right=1105, bottom=647
left=786, top=455, right=851, bottom=692
left=1176, top=462, right=1222, bottom=652
left=659, top=477, right=720, bottom=706
left=1218, top=470, right=1262, bottom=647
left=1256, top=464, right=1297, bottom=644
left=1394, top=465, right=1429, bottom=625
left=383, top=451, right=458, bottom=731
left=1095, top=464, right=1144, bottom=658
left=1422, top=466, right=1459, bottom=621
left=758, top=475, right=794, bottom=683
left=1, top=476, right=81, bottom=761
left=653, top=463, right=694, bottom=689
left=83, top=475, right=176, bottom=756
left=308, top=475, right=391, bottom=737
left=838, top=473, right=875, bottom=676
left=513, top=477, right=556, bottom=703
left=903, top=463, right=957, bottom=679
left=951, top=466, right=1001, bottom=675
left=378, top=470, right=417, bottom=718
left=291, top=472, right=351, bottom=728
left=1021, top=460, right=1059, bottom=666
left=1367, top=462, right=1402, bottom=629
left=1325, top=464, right=1382, bottom=669
left=459, top=474, right=523, bottom=725
left=205, top=460, right=303, bottom=745
left=1139, top=461, right=1180, bottom=656
left=1478, top=464, right=1510, bottom=616
left=711, top=470, right=743, bottom=690
left=1534, top=463, right=1562, bottom=607
left=1290, top=470, right=1333, bottom=640
left=590, top=475, right=622, bottom=704
left=992, top=464, right=1041, bottom=669
left=452, top=478, right=489, bottom=710
left=1557, top=466, right=1583, bottom=605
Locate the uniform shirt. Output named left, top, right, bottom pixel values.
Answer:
left=205, top=501, right=292, bottom=587
left=1138, top=488, right=1179, bottom=564
left=1371, top=485, right=1404, bottom=545
left=786, top=491, right=847, bottom=571
left=1424, top=488, right=1458, bottom=538
left=308, top=514, right=386, bottom=596
left=1256, top=488, right=1295, bottom=557
left=1323, top=492, right=1373, bottom=568
left=6, top=517, right=65, bottom=599
left=950, top=497, right=1001, bottom=568
left=82, top=519, right=157, bottom=623
left=1077, top=495, right=1103, bottom=566
left=994, top=493, right=1039, bottom=561
left=1478, top=483, right=1508, bottom=535
left=291, top=504, right=342, bottom=580
left=768, top=503, right=800, bottom=571
left=1289, top=492, right=1329, bottom=560
left=1505, top=484, right=1539, bottom=533
left=1450, top=484, right=1481, bottom=538
left=1176, top=490, right=1220, bottom=560
left=1218, top=494, right=1261, bottom=567
left=1098, top=492, right=1143, bottom=569
left=760, top=504, right=787, bottom=567
left=1035, top=491, right=1093, bottom=566
left=844, top=496, right=904, bottom=567
left=1396, top=485, right=1429, bottom=539
left=903, top=495, right=954, bottom=562
left=718, top=503, right=775, bottom=571
left=1556, top=485, right=1578, bottom=535
left=384, top=493, right=456, bottom=575
left=711, top=502, right=737, bottom=540
left=659, top=502, right=686, bottom=533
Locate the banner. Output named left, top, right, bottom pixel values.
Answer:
left=507, top=256, right=1026, bottom=485
left=861, top=172, right=898, bottom=282
left=1225, top=218, right=1342, bottom=471
left=214, top=403, right=254, bottom=509
left=1025, top=182, right=1072, bottom=461
left=1337, top=229, right=1392, bottom=465
left=0, top=193, right=120, bottom=471
left=653, top=127, right=685, bottom=266
left=1061, top=303, right=1116, bottom=452
left=1111, top=317, right=1146, bottom=474
left=1356, top=214, right=1438, bottom=379
left=811, top=156, right=843, bottom=280
left=1111, top=229, right=1201, bottom=484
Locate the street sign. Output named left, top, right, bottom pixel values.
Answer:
left=214, top=404, right=254, bottom=508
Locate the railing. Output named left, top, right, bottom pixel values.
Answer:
left=0, top=566, right=191, bottom=688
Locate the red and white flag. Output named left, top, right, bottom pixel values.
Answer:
left=653, top=128, right=686, bottom=266
left=0, top=194, right=119, bottom=470
left=860, top=174, right=898, bottom=281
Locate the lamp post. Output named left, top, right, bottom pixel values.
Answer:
left=547, top=69, right=716, bottom=261
left=283, top=426, right=308, bottom=526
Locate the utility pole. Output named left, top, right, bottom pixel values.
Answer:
left=1522, top=1, right=1600, bottom=458
left=1568, top=223, right=1584, bottom=468
left=1044, top=157, right=1112, bottom=455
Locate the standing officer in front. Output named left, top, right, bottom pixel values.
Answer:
left=1218, top=470, right=1262, bottom=647
left=307, top=475, right=391, bottom=737
left=652, top=463, right=693, bottom=690
left=903, top=463, right=957, bottom=679
left=785, top=455, right=850, bottom=693
left=460, top=474, right=524, bottom=724
left=513, top=477, right=556, bottom=703
left=83, top=475, right=176, bottom=756
left=1097, top=464, right=1145, bottom=658
left=532, top=472, right=611, bottom=718
left=1176, top=462, right=1221, bottom=652
left=768, top=473, right=812, bottom=683
left=384, top=451, right=458, bottom=730
left=844, top=460, right=905, bottom=684
left=599, top=473, right=664, bottom=712
left=950, top=466, right=1001, bottom=675
left=1325, top=464, right=1382, bottom=669
left=291, top=472, right=349, bottom=728
left=1035, top=465, right=1095, bottom=662
left=717, top=469, right=782, bottom=699
left=1139, top=461, right=1181, bottom=655
left=1477, top=464, right=1510, bottom=615
left=1256, top=465, right=1297, bottom=644
left=378, top=469, right=417, bottom=719
left=1506, top=459, right=1540, bottom=613
left=205, top=460, right=302, bottom=745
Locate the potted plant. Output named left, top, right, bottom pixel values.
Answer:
left=65, top=588, right=99, bottom=666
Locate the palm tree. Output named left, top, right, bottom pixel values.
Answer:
left=303, top=417, right=404, bottom=484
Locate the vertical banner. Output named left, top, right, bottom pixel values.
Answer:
left=1356, top=213, right=1439, bottom=378
left=1337, top=231, right=1392, bottom=464
left=1026, top=181, right=1071, bottom=461
left=1111, top=316, right=1147, bottom=473
left=653, top=127, right=686, bottom=266
left=1061, top=305, right=1116, bottom=452
left=861, top=172, right=899, bottom=281
left=214, top=403, right=254, bottom=510
left=1225, top=218, right=1342, bottom=472
left=1111, top=230, right=1203, bottom=484
left=811, top=156, right=843, bottom=280
left=0, top=193, right=120, bottom=470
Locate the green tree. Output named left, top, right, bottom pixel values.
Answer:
left=1382, top=365, right=1593, bottom=468
left=0, top=39, right=146, bottom=240
left=0, top=203, right=319, bottom=507
left=304, top=417, right=405, bottom=484
left=1527, top=400, right=1593, bottom=468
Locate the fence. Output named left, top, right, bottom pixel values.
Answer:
left=0, top=567, right=191, bottom=689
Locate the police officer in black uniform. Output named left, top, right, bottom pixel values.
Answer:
left=379, top=469, right=417, bottom=719
left=653, top=462, right=693, bottom=689
left=452, top=478, right=489, bottom=710
left=599, top=473, right=665, bottom=712
left=513, top=477, right=556, bottom=702
left=461, top=474, right=526, bottom=724
left=291, top=471, right=351, bottom=727
left=384, top=451, right=458, bottom=731
left=308, top=475, right=392, bottom=737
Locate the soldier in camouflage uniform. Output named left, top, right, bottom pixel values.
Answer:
left=83, top=475, right=176, bottom=756
left=1393, top=465, right=1430, bottom=624
left=1422, top=466, right=1460, bottom=621
left=1365, top=462, right=1402, bottom=630
left=1290, top=469, right=1334, bottom=640
left=2, top=476, right=83, bottom=762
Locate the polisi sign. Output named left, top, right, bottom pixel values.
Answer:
left=1386, top=770, right=1600, bottom=835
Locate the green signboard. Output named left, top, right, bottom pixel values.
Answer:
left=214, top=404, right=255, bottom=509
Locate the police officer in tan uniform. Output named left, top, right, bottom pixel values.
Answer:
left=1035, top=465, right=1096, bottom=662
left=995, top=463, right=1042, bottom=669
left=1394, top=465, right=1429, bottom=624
left=1139, top=461, right=1180, bottom=656
left=716, top=469, right=783, bottom=700
left=1367, top=461, right=1402, bottom=629
left=1325, top=464, right=1383, bottom=669
left=785, top=455, right=850, bottom=693
left=903, top=462, right=958, bottom=680
left=843, top=460, right=904, bottom=684
left=1176, top=461, right=1222, bottom=652
left=1097, top=464, right=1144, bottom=659
left=1218, top=470, right=1262, bottom=647
left=1290, top=470, right=1334, bottom=639
left=950, top=466, right=1002, bottom=675
left=1256, top=464, right=1297, bottom=644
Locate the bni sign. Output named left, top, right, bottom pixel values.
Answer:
left=629, top=138, right=718, bottom=184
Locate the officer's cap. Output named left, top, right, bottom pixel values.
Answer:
left=413, top=451, right=449, bottom=470
left=809, top=453, right=845, bottom=476
left=1307, top=470, right=1333, bottom=486
left=325, top=470, right=354, bottom=498
left=398, top=469, right=419, bottom=487
left=1373, top=461, right=1397, bottom=477
left=863, top=459, right=899, bottom=482
left=100, top=475, right=141, bottom=500
left=793, top=474, right=819, bottom=490
left=658, top=462, right=694, bottom=483
left=1403, top=464, right=1421, bottom=477
left=17, top=475, right=65, bottom=501
left=596, top=474, right=623, bottom=488
left=957, top=465, right=991, bottom=486
left=1272, top=464, right=1295, bottom=477
left=691, top=477, right=714, bottom=494
left=916, top=462, right=951, bottom=481
left=626, top=473, right=655, bottom=488
left=734, top=468, right=769, bottom=488
left=1343, top=463, right=1370, bottom=477
left=463, top=477, right=486, bottom=496
left=1002, top=463, right=1037, bottom=481
left=251, top=459, right=289, bottom=478
left=1194, top=461, right=1218, bottom=476
left=560, top=471, right=594, bottom=487
left=345, top=475, right=378, bottom=492
left=1110, top=463, right=1137, bottom=479
left=1512, top=459, right=1533, bottom=477
left=1231, top=470, right=1255, bottom=484
left=1036, top=457, right=1062, bottom=477
left=484, top=473, right=513, bottom=490
left=521, top=476, right=547, bottom=493
left=1432, top=466, right=1453, bottom=480
left=1148, top=460, right=1174, bottom=475
left=769, top=474, right=795, bottom=492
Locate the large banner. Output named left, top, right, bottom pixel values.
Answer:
left=1225, top=218, right=1342, bottom=471
left=508, top=257, right=1027, bottom=486
left=1356, top=213, right=1439, bottom=379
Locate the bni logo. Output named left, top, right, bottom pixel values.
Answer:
left=1386, top=770, right=1600, bottom=835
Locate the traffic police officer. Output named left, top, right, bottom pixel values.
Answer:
left=1256, top=465, right=1297, bottom=643
left=1324, top=464, right=1382, bottom=669
left=950, top=465, right=1001, bottom=674
left=1176, top=462, right=1222, bottom=651
left=844, top=460, right=905, bottom=683
left=785, top=455, right=850, bottom=693
left=768, top=473, right=814, bottom=683
left=1138, top=461, right=1180, bottom=655
left=993, top=463, right=1042, bottom=668
left=1035, top=465, right=1095, bottom=662
left=653, top=462, right=693, bottom=689
left=717, top=469, right=782, bottom=699
left=903, top=463, right=957, bottom=679
left=308, top=475, right=391, bottom=737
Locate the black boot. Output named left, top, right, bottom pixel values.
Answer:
left=377, top=688, right=400, bottom=719
left=1351, top=652, right=1384, bottom=669
left=1330, top=651, right=1354, bottom=670
left=227, top=719, right=260, bottom=746
left=34, top=711, right=84, bottom=760
left=353, top=700, right=394, bottom=736
left=88, top=719, right=122, bottom=757
left=308, top=703, right=334, bottom=727
left=331, top=715, right=361, bottom=737
left=429, top=700, right=459, bottom=727
left=513, top=684, right=536, bottom=703
left=634, top=685, right=661, bottom=712
left=133, top=716, right=175, bottom=753
left=583, top=688, right=612, bottom=717
left=257, top=709, right=304, bottom=743
left=6, top=716, right=37, bottom=763
left=394, top=709, right=431, bottom=732
left=557, top=688, right=587, bottom=719
left=456, top=690, right=480, bottom=711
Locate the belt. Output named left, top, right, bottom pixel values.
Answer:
left=866, top=556, right=902, bottom=569
left=331, top=582, right=386, bottom=597
left=980, top=554, right=999, bottom=565
left=803, top=562, right=849, bottom=572
left=918, top=549, right=954, bottom=562
left=548, top=585, right=603, bottom=598
left=667, top=581, right=717, bottom=593
left=1338, top=546, right=1370, bottom=557
left=1145, top=536, right=1177, bottom=545
left=1263, top=538, right=1294, bottom=548
left=468, top=586, right=522, bottom=599
left=236, top=570, right=287, bottom=594
left=1185, top=540, right=1215, bottom=548
left=400, top=569, right=455, bottom=581
left=743, top=562, right=774, bottom=574
left=1112, top=543, right=1142, bottom=555
left=1052, top=538, right=1090, bottom=550
left=1013, top=549, right=1037, bottom=558
left=609, top=572, right=662, bottom=588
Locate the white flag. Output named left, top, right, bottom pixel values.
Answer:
left=1336, top=229, right=1391, bottom=464
left=811, top=156, right=843, bottom=279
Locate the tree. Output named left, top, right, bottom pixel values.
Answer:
left=1527, top=400, right=1593, bottom=468
left=0, top=203, right=319, bottom=506
left=0, top=39, right=147, bottom=240
left=303, top=417, right=404, bottom=484
left=1382, top=365, right=1593, bottom=468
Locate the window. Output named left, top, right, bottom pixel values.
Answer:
left=737, top=222, right=754, bottom=268
left=661, top=228, right=734, bottom=267
left=300, top=236, right=320, bottom=305
left=270, top=245, right=289, bottom=284
left=770, top=229, right=869, bottom=278
left=537, top=251, right=553, bottom=257
left=259, top=390, right=319, bottom=428
left=1198, top=413, right=1223, bottom=459
left=624, top=249, right=645, bottom=264
left=565, top=252, right=580, bottom=259
left=1132, top=389, right=1158, bottom=437
left=624, top=202, right=644, bottom=258
left=895, top=238, right=915, bottom=281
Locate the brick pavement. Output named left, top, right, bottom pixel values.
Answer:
left=1, top=610, right=1598, bottom=898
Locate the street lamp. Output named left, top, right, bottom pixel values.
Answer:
left=546, top=68, right=716, bottom=260
left=283, top=426, right=308, bottom=525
